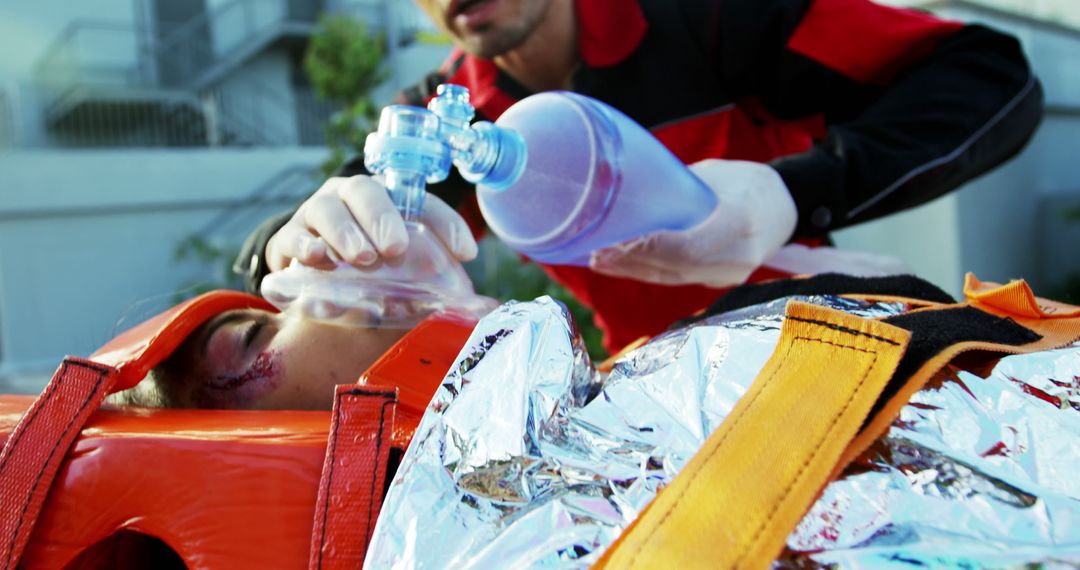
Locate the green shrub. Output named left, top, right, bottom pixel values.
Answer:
left=304, top=15, right=387, bottom=177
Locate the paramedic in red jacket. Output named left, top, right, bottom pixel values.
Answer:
left=235, top=0, right=1042, bottom=352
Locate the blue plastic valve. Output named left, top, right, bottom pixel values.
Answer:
left=364, top=85, right=526, bottom=221
left=364, top=105, right=452, bottom=221
left=427, top=84, right=527, bottom=191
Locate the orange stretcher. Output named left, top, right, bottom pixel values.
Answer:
left=1, top=275, right=1079, bottom=569
left=0, top=291, right=476, bottom=569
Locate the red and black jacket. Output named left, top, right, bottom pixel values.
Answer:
left=238, top=0, right=1042, bottom=351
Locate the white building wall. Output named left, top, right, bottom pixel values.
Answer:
left=834, top=196, right=965, bottom=293
left=4, top=82, right=54, bottom=148
left=0, top=148, right=325, bottom=387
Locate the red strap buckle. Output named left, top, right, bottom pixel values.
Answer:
left=309, top=386, right=398, bottom=570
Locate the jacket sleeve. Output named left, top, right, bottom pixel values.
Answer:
left=689, top=0, right=1043, bottom=237
left=234, top=210, right=293, bottom=294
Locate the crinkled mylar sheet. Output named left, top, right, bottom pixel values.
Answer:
left=366, top=295, right=1080, bottom=569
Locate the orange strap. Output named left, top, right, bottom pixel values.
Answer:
left=964, top=273, right=1080, bottom=319
left=594, top=302, right=910, bottom=570
left=309, top=386, right=398, bottom=570
left=0, top=358, right=118, bottom=570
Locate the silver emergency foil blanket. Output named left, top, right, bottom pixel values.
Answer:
left=780, top=341, right=1080, bottom=568
left=366, top=295, right=1080, bottom=568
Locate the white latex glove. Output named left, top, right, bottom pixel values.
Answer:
left=763, top=243, right=909, bottom=277
left=266, top=175, right=478, bottom=272
left=589, top=159, right=798, bottom=288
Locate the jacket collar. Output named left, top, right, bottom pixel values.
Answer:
left=443, top=0, right=649, bottom=115
left=575, top=0, right=649, bottom=68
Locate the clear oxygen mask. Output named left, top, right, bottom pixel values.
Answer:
left=260, top=222, right=494, bottom=328
left=260, top=99, right=497, bottom=328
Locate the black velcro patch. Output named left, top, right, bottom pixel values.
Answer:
left=877, top=306, right=1042, bottom=413
left=676, top=273, right=956, bottom=329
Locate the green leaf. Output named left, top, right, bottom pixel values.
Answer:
left=304, top=16, right=387, bottom=104
left=304, top=14, right=387, bottom=167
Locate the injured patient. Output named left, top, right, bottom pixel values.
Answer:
left=109, top=307, right=413, bottom=410
left=111, top=231, right=493, bottom=411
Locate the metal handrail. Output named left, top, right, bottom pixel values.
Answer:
left=36, top=21, right=149, bottom=89
left=26, top=0, right=426, bottom=149
left=33, top=7, right=304, bottom=93
left=207, top=87, right=292, bottom=146
left=156, top=0, right=309, bottom=55
left=192, top=163, right=321, bottom=238
left=34, top=82, right=338, bottom=149
left=34, top=1, right=429, bottom=91
left=154, top=0, right=319, bottom=89
left=30, top=18, right=341, bottom=148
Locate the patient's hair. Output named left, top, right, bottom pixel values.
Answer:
left=102, top=306, right=406, bottom=411
left=105, top=340, right=196, bottom=409
left=106, top=370, right=180, bottom=408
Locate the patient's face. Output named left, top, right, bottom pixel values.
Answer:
left=162, top=309, right=408, bottom=410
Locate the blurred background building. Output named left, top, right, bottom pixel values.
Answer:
left=0, top=0, right=450, bottom=388
left=0, top=0, right=1078, bottom=391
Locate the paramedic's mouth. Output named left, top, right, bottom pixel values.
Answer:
left=452, top=0, right=499, bottom=30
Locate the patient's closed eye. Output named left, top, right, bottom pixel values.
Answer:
left=201, top=311, right=277, bottom=370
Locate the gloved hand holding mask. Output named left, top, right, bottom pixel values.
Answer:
left=261, top=174, right=492, bottom=329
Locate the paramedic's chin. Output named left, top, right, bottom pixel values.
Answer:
left=110, top=310, right=408, bottom=410
left=414, top=0, right=555, bottom=59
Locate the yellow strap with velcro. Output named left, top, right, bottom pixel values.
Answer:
left=592, top=301, right=911, bottom=570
